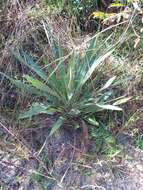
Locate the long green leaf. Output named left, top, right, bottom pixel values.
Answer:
left=11, top=51, right=47, bottom=80
left=53, top=40, right=67, bottom=99
left=0, top=72, right=43, bottom=96
left=49, top=117, right=65, bottom=136
left=24, top=53, right=47, bottom=80
left=19, top=103, right=55, bottom=119
left=13, top=80, right=46, bottom=96
left=44, top=60, right=68, bottom=104
left=66, top=53, right=77, bottom=100
left=81, top=49, right=114, bottom=86
left=96, top=104, right=122, bottom=111
left=77, top=37, right=96, bottom=82
left=44, top=59, right=59, bottom=89
left=24, top=75, right=60, bottom=99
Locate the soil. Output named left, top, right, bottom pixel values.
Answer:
left=0, top=116, right=143, bottom=190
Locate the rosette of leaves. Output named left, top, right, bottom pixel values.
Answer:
left=2, top=35, right=130, bottom=136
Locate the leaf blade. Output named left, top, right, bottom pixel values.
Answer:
left=49, top=117, right=65, bottom=136
left=113, top=97, right=131, bottom=105
left=99, top=76, right=116, bottom=91
left=19, top=103, right=55, bottom=119
left=96, top=104, right=123, bottom=111
left=24, top=75, right=60, bottom=99
left=81, top=49, right=114, bottom=86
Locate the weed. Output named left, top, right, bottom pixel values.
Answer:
left=89, top=125, right=121, bottom=158
left=4, top=32, right=131, bottom=137
left=0, top=185, right=5, bottom=190
left=0, top=0, right=143, bottom=189
left=31, top=167, right=56, bottom=190
left=135, top=134, right=143, bottom=150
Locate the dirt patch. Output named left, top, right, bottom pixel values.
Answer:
left=0, top=116, right=143, bottom=190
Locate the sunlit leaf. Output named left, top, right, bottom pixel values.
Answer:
left=92, top=11, right=106, bottom=19
left=92, top=11, right=116, bottom=20
left=99, top=76, right=116, bottom=91
left=105, top=135, right=115, bottom=144
left=96, top=104, right=123, bottom=111
left=109, top=3, right=126, bottom=8
left=107, top=147, right=121, bottom=158
left=86, top=117, right=99, bottom=126
left=113, top=97, right=131, bottom=105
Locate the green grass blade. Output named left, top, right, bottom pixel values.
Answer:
left=44, top=59, right=59, bottom=89
left=24, top=53, right=47, bottom=80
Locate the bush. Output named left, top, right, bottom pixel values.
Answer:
left=5, top=31, right=131, bottom=137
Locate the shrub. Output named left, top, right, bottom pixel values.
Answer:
left=2, top=33, right=130, bottom=136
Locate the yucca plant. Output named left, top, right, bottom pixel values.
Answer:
left=4, top=35, right=130, bottom=138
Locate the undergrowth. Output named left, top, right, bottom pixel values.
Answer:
left=0, top=0, right=142, bottom=151
left=0, top=0, right=143, bottom=189
left=7, top=31, right=131, bottom=137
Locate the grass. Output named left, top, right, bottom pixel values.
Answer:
left=0, top=0, right=143, bottom=189
left=0, top=0, right=142, bottom=153
left=136, top=134, right=143, bottom=149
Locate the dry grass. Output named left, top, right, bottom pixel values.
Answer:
left=0, top=1, right=143, bottom=189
